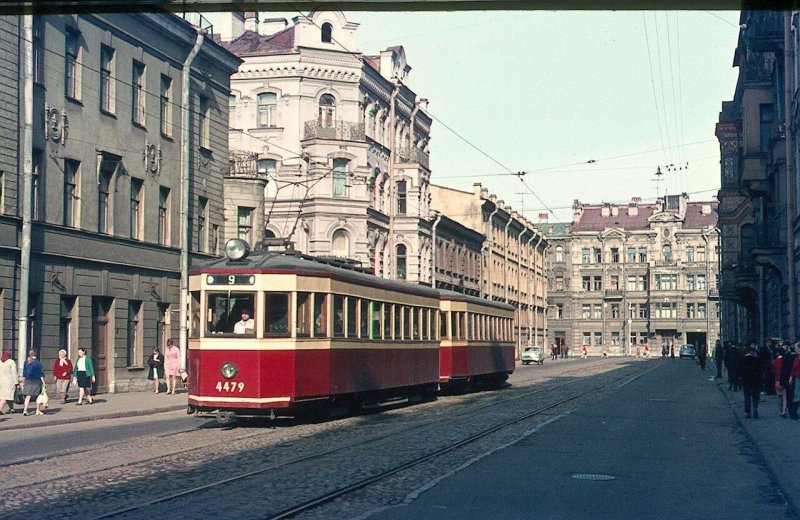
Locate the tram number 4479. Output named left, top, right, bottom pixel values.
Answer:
left=215, top=381, right=245, bottom=392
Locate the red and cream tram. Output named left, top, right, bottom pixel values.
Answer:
left=187, top=239, right=515, bottom=423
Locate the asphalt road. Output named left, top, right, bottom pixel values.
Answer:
left=371, top=359, right=794, bottom=520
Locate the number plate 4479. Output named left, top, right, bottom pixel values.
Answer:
left=215, top=381, right=245, bottom=392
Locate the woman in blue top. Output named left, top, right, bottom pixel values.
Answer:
left=21, top=350, right=45, bottom=416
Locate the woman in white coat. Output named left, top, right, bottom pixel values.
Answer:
left=0, top=350, right=18, bottom=414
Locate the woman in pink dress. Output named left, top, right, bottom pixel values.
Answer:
left=163, top=339, right=181, bottom=395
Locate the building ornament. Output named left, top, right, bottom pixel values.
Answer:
left=143, top=141, right=162, bottom=175
left=44, top=103, right=68, bottom=145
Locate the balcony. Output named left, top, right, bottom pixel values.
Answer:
left=708, top=288, right=719, bottom=299
left=653, top=259, right=677, bottom=267
left=604, top=289, right=624, bottom=300
left=227, top=151, right=267, bottom=179
left=303, top=120, right=365, bottom=141
left=397, top=146, right=430, bottom=169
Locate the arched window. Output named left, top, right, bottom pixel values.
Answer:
left=555, top=245, right=564, bottom=262
left=332, top=229, right=349, bottom=257
left=257, top=92, right=277, bottom=128
left=396, top=244, right=407, bottom=280
left=662, top=244, right=672, bottom=262
left=319, top=94, right=336, bottom=128
left=321, top=22, right=333, bottom=43
left=264, top=229, right=276, bottom=239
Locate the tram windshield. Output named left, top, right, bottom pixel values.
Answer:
left=207, top=292, right=256, bottom=335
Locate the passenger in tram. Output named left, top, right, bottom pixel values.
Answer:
left=233, top=309, right=255, bottom=334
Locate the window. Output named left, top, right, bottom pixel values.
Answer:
left=396, top=244, right=407, bottom=280
left=128, top=178, right=143, bottom=239
left=610, top=275, right=619, bottom=290
left=686, top=246, right=695, bottom=262
left=132, top=61, right=146, bottom=125
left=582, top=304, right=591, bottom=319
left=197, top=197, right=208, bottom=252
left=592, top=276, right=602, bottom=291
left=190, top=292, right=201, bottom=338
left=611, top=331, right=620, bottom=346
left=98, top=165, right=113, bottom=234
left=555, top=275, right=564, bottom=291
left=257, top=92, right=277, bottom=128
left=332, top=229, right=349, bottom=257
left=332, top=158, right=349, bottom=197
left=347, top=297, right=357, bottom=338
left=627, top=247, right=636, bottom=263
left=127, top=301, right=142, bottom=366
left=639, top=275, right=649, bottom=291
left=211, top=224, right=219, bottom=255
left=655, top=274, right=677, bottom=290
left=333, top=295, right=345, bottom=337
left=32, top=150, right=41, bottom=220
left=626, top=275, right=637, bottom=291
left=59, top=296, right=76, bottom=356
left=265, top=293, right=289, bottom=336
left=582, top=276, right=591, bottom=291
left=582, top=248, right=590, bottom=264
left=687, top=275, right=695, bottom=291
left=610, top=247, right=619, bottom=263
left=200, top=96, right=210, bottom=149
left=207, top=292, right=255, bottom=334
left=237, top=207, right=253, bottom=243
left=697, top=274, right=707, bottom=291
left=383, top=303, right=392, bottom=339
left=662, top=244, right=672, bottom=262
left=638, top=248, right=647, bottom=263
left=396, top=180, right=407, bottom=214
left=555, top=246, right=564, bottom=262
left=639, top=304, right=649, bottom=319
left=100, top=45, right=115, bottom=113
left=321, top=22, right=333, bottom=42
left=629, top=303, right=637, bottom=319
left=698, top=303, right=707, bottom=319
left=555, top=303, right=563, bottom=319
left=687, top=303, right=696, bottom=319
left=594, top=332, right=603, bottom=346
left=158, top=187, right=170, bottom=245
left=156, top=303, right=169, bottom=351
left=611, top=303, right=620, bottom=319
left=319, top=94, right=336, bottom=128
left=313, top=293, right=327, bottom=337
left=65, top=29, right=81, bottom=99
left=593, top=247, right=602, bottom=263
left=63, top=159, right=79, bottom=227
left=593, top=304, right=602, bottom=319
left=257, top=158, right=277, bottom=178
left=33, top=17, right=43, bottom=83
left=654, top=302, right=676, bottom=319
left=160, top=75, right=172, bottom=136
left=582, top=332, right=591, bottom=346
left=696, top=246, right=706, bottom=262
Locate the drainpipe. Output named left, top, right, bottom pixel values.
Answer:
left=529, top=233, right=541, bottom=347
left=515, top=227, right=526, bottom=357
left=431, top=211, right=442, bottom=288
left=387, top=80, right=400, bottom=279
left=17, top=15, right=33, bottom=376
left=179, top=30, right=204, bottom=371
left=527, top=233, right=537, bottom=345
left=484, top=206, right=500, bottom=299
left=785, top=12, right=797, bottom=340
left=503, top=216, right=513, bottom=302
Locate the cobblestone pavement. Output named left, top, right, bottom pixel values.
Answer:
left=0, top=358, right=640, bottom=519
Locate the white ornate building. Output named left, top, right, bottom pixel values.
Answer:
left=218, top=11, right=434, bottom=283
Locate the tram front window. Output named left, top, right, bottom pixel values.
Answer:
left=207, top=292, right=256, bottom=335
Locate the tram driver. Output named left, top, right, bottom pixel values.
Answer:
left=233, top=309, right=255, bottom=334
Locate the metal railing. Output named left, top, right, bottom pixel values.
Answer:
left=228, top=150, right=267, bottom=178
left=397, top=146, right=430, bottom=169
left=304, top=120, right=365, bottom=141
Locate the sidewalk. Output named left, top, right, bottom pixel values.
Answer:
left=717, top=376, right=800, bottom=519
left=0, top=389, right=187, bottom=431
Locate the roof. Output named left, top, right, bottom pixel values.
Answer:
left=572, top=201, right=717, bottom=232
left=220, top=27, right=296, bottom=57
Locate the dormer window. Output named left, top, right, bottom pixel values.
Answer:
left=321, top=22, right=333, bottom=43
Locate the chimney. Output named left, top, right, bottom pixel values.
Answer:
left=601, top=203, right=611, bottom=217
left=572, top=200, right=584, bottom=223
left=473, top=182, right=482, bottom=197
left=611, top=205, right=619, bottom=217
left=701, top=203, right=712, bottom=215
left=261, top=17, right=288, bottom=36
left=490, top=194, right=498, bottom=204
left=244, top=11, right=259, bottom=33
left=497, top=199, right=505, bottom=210
left=539, top=212, right=549, bottom=222
left=481, top=187, right=489, bottom=199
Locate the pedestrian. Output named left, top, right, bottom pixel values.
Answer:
left=697, top=342, right=708, bottom=370
left=758, top=340, right=774, bottom=395
left=670, top=342, right=675, bottom=360
left=21, top=350, right=46, bottom=416
left=551, top=344, right=557, bottom=361
left=725, top=341, right=739, bottom=390
left=52, top=349, right=73, bottom=404
left=581, top=345, right=587, bottom=359
left=644, top=344, right=650, bottom=358
left=147, top=346, right=165, bottom=393
left=71, top=347, right=95, bottom=405
left=773, top=342, right=800, bottom=418
left=661, top=342, right=667, bottom=358
left=636, top=345, right=641, bottom=358
left=0, top=351, right=17, bottom=414
left=714, top=339, right=724, bottom=379
left=164, top=339, right=180, bottom=395
left=740, top=344, right=763, bottom=418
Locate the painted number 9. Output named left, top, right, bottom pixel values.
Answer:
left=228, top=275, right=236, bottom=285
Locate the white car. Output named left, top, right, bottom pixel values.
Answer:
left=521, top=346, right=545, bottom=365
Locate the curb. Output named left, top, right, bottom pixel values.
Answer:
left=0, top=404, right=186, bottom=432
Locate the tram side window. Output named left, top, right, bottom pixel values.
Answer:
left=347, top=297, right=357, bottom=338
left=383, top=303, right=391, bottom=339
left=441, top=311, right=449, bottom=339
left=265, top=293, right=289, bottom=337
left=393, top=304, right=402, bottom=340
left=406, top=306, right=414, bottom=340
left=360, top=299, right=369, bottom=338
left=190, top=291, right=201, bottom=338
left=421, top=308, right=428, bottom=340
left=313, top=293, right=327, bottom=338
left=370, top=301, right=381, bottom=339
left=207, top=292, right=255, bottom=335
left=333, top=295, right=345, bottom=337
left=296, top=292, right=311, bottom=337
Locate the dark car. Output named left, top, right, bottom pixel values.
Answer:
left=679, top=344, right=697, bottom=359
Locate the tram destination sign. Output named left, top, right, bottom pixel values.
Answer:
left=206, top=274, right=256, bottom=286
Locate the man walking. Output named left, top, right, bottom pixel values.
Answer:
left=714, top=339, right=724, bottom=379
left=740, top=344, right=763, bottom=419
left=697, top=342, right=708, bottom=370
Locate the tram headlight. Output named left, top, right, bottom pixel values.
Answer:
left=220, top=362, right=238, bottom=379
left=224, top=238, right=250, bottom=261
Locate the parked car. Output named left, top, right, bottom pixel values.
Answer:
left=679, top=344, right=697, bottom=359
left=521, top=346, right=545, bottom=365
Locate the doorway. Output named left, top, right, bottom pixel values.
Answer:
left=92, top=297, right=113, bottom=392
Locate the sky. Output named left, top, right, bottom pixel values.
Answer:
left=213, top=10, right=742, bottom=223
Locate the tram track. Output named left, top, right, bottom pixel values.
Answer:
left=90, top=359, right=661, bottom=519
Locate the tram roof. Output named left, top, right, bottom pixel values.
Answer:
left=437, top=289, right=516, bottom=312
left=192, top=251, right=441, bottom=299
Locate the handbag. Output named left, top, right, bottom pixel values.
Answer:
left=13, top=385, right=24, bottom=405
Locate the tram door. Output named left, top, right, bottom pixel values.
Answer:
left=92, top=297, right=112, bottom=392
